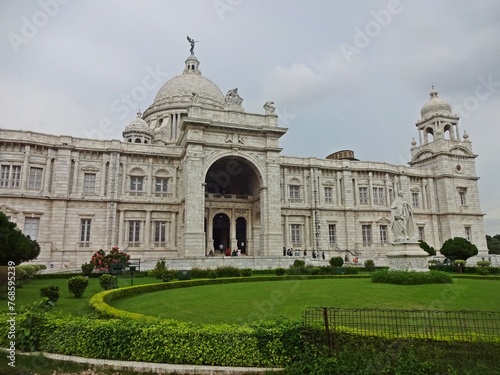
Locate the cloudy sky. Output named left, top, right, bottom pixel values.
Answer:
left=0, top=0, right=499, bottom=235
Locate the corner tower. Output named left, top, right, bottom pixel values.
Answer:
left=409, top=87, right=487, bottom=257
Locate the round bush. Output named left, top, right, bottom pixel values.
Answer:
left=39, top=286, right=60, bottom=302
left=242, top=268, right=252, bottom=277
left=81, top=262, right=94, bottom=276
left=67, top=276, right=89, bottom=298
left=329, top=256, right=344, bottom=267
left=275, top=267, right=286, bottom=276
left=99, top=274, right=116, bottom=290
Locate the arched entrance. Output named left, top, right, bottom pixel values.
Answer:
left=213, top=213, right=230, bottom=254
left=204, top=156, right=262, bottom=255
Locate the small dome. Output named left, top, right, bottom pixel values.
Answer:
left=420, top=87, right=452, bottom=118
left=124, top=111, right=151, bottom=133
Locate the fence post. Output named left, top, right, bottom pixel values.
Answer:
left=323, top=307, right=333, bottom=351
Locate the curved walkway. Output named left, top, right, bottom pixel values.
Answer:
left=1, top=349, right=282, bottom=374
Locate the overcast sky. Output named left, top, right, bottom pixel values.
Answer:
left=0, top=0, right=499, bottom=235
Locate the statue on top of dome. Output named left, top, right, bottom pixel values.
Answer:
left=225, top=88, right=243, bottom=106
left=187, top=36, right=198, bottom=54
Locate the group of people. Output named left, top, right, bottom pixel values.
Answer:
left=283, top=247, right=305, bottom=257
left=282, top=247, right=326, bottom=260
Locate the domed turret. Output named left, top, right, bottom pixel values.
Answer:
left=420, top=86, right=452, bottom=118
left=123, top=111, right=153, bottom=144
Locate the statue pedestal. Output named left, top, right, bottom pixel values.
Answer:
left=386, top=242, right=429, bottom=272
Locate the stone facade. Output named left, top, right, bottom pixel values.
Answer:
left=0, top=55, right=488, bottom=269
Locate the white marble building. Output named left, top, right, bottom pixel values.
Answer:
left=0, top=51, right=488, bottom=269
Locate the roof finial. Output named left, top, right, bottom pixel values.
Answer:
left=136, top=110, right=142, bottom=118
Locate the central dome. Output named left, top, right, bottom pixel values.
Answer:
left=151, top=54, right=225, bottom=110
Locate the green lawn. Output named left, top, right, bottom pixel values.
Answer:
left=110, top=278, right=500, bottom=324
left=3, top=275, right=160, bottom=316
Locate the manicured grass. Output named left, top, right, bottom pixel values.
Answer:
left=2, top=275, right=161, bottom=316
left=111, top=278, right=500, bottom=324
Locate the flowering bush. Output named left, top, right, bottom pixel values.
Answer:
left=90, top=246, right=130, bottom=271
left=90, top=249, right=107, bottom=270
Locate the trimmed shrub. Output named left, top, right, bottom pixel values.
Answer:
left=214, top=266, right=241, bottom=278
left=242, top=268, right=252, bottom=277
left=344, top=267, right=359, bottom=274
left=81, top=262, right=94, bottom=276
left=329, top=256, right=344, bottom=267
left=292, top=259, right=305, bottom=268
left=162, top=271, right=176, bottom=282
left=151, top=260, right=167, bottom=279
left=364, top=259, right=375, bottom=271
left=275, top=267, right=286, bottom=276
left=371, top=269, right=453, bottom=285
left=67, top=276, right=89, bottom=298
left=99, top=274, right=116, bottom=290
left=39, top=286, right=60, bottom=302
left=190, top=267, right=212, bottom=278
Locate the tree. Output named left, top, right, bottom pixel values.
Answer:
left=0, top=212, right=41, bottom=265
left=440, top=237, right=478, bottom=261
left=486, top=235, right=500, bottom=255
left=418, top=240, right=436, bottom=256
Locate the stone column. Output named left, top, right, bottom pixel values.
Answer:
left=100, top=156, right=107, bottom=196
left=21, top=145, right=30, bottom=191
left=121, top=160, right=127, bottom=197
left=207, top=209, right=214, bottom=252
left=145, top=210, right=151, bottom=249
left=230, top=209, right=237, bottom=250
left=368, top=172, right=373, bottom=207
left=117, top=210, right=124, bottom=248
left=71, top=157, right=79, bottom=195
left=43, top=158, right=52, bottom=195
left=283, top=215, right=289, bottom=249
left=305, top=215, right=311, bottom=250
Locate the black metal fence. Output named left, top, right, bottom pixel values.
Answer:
left=303, top=307, right=500, bottom=344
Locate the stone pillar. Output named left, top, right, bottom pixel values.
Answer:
left=207, top=209, right=214, bottom=252
left=21, top=145, right=30, bottom=191
left=305, top=215, right=311, bottom=250
left=71, top=157, right=79, bottom=195
left=100, top=156, right=107, bottom=197
left=230, top=209, right=237, bottom=250
left=283, top=215, right=289, bottom=249
left=118, top=210, right=124, bottom=247
left=145, top=210, right=151, bottom=249
left=43, top=158, right=52, bottom=195
left=368, top=172, right=373, bottom=207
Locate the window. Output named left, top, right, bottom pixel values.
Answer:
left=155, top=177, right=168, bottom=193
left=80, top=219, right=91, bottom=247
left=459, top=190, right=467, bottom=206
left=464, top=226, right=471, bottom=241
left=290, top=224, right=301, bottom=244
left=324, top=187, right=333, bottom=203
left=24, top=218, right=40, bottom=241
left=373, top=187, right=385, bottom=205
left=27, top=167, right=43, bottom=190
left=128, top=220, right=141, bottom=246
left=154, top=221, right=167, bottom=246
left=418, top=226, right=425, bottom=242
left=130, top=176, right=143, bottom=192
left=328, top=224, right=336, bottom=245
left=289, top=185, right=300, bottom=201
left=0, top=165, right=21, bottom=188
left=83, top=173, right=96, bottom=194
left=379, top=225, right=388, bottom=244
left=362, top=224, right=372, bottom=245
left=359, top=187, right=368, bottom=205
left=412, top=192, right=420, bottom=208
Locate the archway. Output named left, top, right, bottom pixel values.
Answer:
left=213, top=213, right=230, bottom=254
left=204, top=156, right=262, bottom=255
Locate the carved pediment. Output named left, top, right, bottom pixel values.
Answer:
left=376, top=216, right=391, bottom=224
left=0, top=204, right=19, bottom=214
left=81, top=164, right=100, bottom=172
left=322, top=180, right=335, bottom=186
left=410, top=187, right=421, bottom=193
